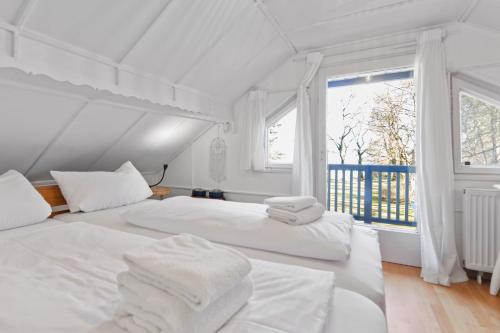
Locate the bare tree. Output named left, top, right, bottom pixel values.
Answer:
left=460, top=93, right=500, bottom=165
left=367, top=80, right=416, bottom=166
left=351, top=101, right=370, bottom=164
left=352, top=123, right=369, bottom=164
left=328, top=94, right=354, bottom=164
left=267, top=123, right=285, bottom=161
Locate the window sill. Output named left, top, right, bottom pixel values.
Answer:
left=354, top=220, right=419, bottom=235
left=257, top=167, right=292, bottom=173
left=454, top=167, right=500, bottom=176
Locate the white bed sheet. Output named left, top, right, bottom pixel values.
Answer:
left=121, top=196, right=352, bottom=261
left=56, top=200, right=386, bottom=310
left=0, top=221, right=387, bottom=333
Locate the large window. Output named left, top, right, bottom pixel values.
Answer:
left=453, top=76, right=500, bottom=173
left=265, top=102, right=297, bottom=168
left=326, top=69, right=417, bottom=228
left=326, top=69, right=416, bottom=166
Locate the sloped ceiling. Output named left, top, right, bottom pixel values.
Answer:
left=0, top=0, right=470, bottom=103
left=454, top=0, right=500, bottom=88
left=0, top=0, right=488, bottom=180
left=0, top=68, right=211, bottom=180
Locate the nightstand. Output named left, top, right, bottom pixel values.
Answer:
left=150, top=186, right=171, bottom=200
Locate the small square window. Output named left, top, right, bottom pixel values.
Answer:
left=459, top=91, right=500, bottom=167
left=453, top=76, right=500, bottom=174
left=265, top=105, right=297, bottom=168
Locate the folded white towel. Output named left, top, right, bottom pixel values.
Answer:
left=115, top=315, right=152, bottom=333
left=116, top=272, right=253, bottom=333
left=123, top=233, right=251, bottom=312
left=267, top=203, right=325, bottom=225
left=264, top=196, right=317, bottom=212
left=494, top=184, right=500, bottom=190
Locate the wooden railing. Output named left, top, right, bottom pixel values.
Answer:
left=328, top=164, right=417, bottom=227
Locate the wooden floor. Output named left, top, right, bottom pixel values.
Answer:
left=383, top=262, right=500, bottom=333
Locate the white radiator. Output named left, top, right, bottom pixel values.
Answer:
left=463, top=188, right=500, bottom=274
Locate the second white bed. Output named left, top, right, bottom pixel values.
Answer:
left=0, top=220, right=387, bottom=333
left=56, top=199, right=386, bottom=310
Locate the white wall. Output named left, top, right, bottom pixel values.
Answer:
left=165, top=125, right=293, bottom=203
left=164, top=57, right=307, bottom=203
left=164, top=23, right=500, bottom=266
left=446, top=23, right=500, bottom=264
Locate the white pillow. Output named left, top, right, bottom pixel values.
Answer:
left=0, top=170, right=52, bottom=230
left=50, top=161, right=153, bottom=213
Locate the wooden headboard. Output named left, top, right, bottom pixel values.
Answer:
left=36, top=185, right=68, bottom=216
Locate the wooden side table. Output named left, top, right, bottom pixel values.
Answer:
left=150, top=186, right=171, bottom=200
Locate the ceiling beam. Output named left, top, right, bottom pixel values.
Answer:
left=293, top=22, right=446, bottom=60
left=0, top=76, right=230, bottom=123
left=166, top=122, right=215, bottom=165
left=23, top=100, right=92, bottom=176
left=174, top=2, right=252, bottom=84
left=460, top=21, right=500, bottom=42
left=11, top=0, right=39, bottom=58
left=457, top=0, right=480, bottom=23
left=253, top=0, right=297, bottom=54
left=95, top=99, right=228, bottom=123
left=176, top=1, right=295, bottom=86
left=86, top=112, right=148, bottom=171
left=13, top=0, right=39, bottom=30
left=290, top=0, right=417, bottom=34
left=232, top=42, right=294, bottom=103
left=0, top=19, right=231, bottom=110
left=455, top=59, right=500, bottom=72
left=117, top=0, right=176, bottom=64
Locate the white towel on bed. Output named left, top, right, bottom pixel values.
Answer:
left=123, top=233, right=251, bottom=311
left=267, top=203, right=325, bottom=225
left=115, top=315, right=151, bottom=333
left=116, top=272, right=253, bottom=333
left=264, top=196, right=317, bottom=212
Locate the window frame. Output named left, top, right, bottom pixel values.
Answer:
left=452, top=75, right=500, bottom=175
left=265, top=97, right=297, bottom=170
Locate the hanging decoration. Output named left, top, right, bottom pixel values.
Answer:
left=209, top=124, right=227, bottom=183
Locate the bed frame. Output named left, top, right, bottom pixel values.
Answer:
left=36, top=185, right=68, bottom=216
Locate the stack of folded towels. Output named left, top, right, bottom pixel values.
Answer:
left=115, top=233, right=253, bottom=333
left=264, top=196, right=325, bottom=225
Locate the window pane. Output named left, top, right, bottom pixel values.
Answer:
left=459, top=91, right=500, bottom=167
left=326, top=71, right=416, bottom=166
left=267, top=108, right=297, bottom=164
left=326, top=70, right=417, bottom=229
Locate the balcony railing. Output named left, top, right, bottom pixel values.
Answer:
left=328, top=164, right=417, bottom=227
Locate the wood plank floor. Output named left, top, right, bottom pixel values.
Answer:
left=383, top=262, right=500, bottom=333
left=384, top=262, right=500, bottom=333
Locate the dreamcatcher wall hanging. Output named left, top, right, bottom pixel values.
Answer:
left=209, top=124, right=227, bottom=183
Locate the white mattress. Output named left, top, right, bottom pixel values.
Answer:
left=0, top=220, right=387, bottom=333
left=56, top=200, right=386, bottom=310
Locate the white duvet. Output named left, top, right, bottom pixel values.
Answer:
left=0, top=222, right=336, bottom=333
left=121, top=196, right=353, bottom=261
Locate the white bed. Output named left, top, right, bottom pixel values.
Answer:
left=0, top=220, right=387, bottom=333
left=55, top=199, right=386, bottom=310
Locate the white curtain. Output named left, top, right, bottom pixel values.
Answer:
left=415, top=29, right=467, bottom=285
left=292, top=52, right=323, bottom=196
left=240, top=90, right=267, bottom=171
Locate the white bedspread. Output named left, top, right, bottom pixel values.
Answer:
left=0, top=222, right=338, bottom=333
left=56, top=202, right=386, bottom=311
left=121, top=196, right=353, bottom=261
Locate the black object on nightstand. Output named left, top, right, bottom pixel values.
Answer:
left=209, top=189, right=225, bottom=200
left=192, top=188, right=207, bottom=198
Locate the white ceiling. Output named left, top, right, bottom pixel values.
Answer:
left=0, top=0, right=473, bottom=103
left=0, top=0, right=497, bottom=180
left=0, top=68, right=212, bottom=181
